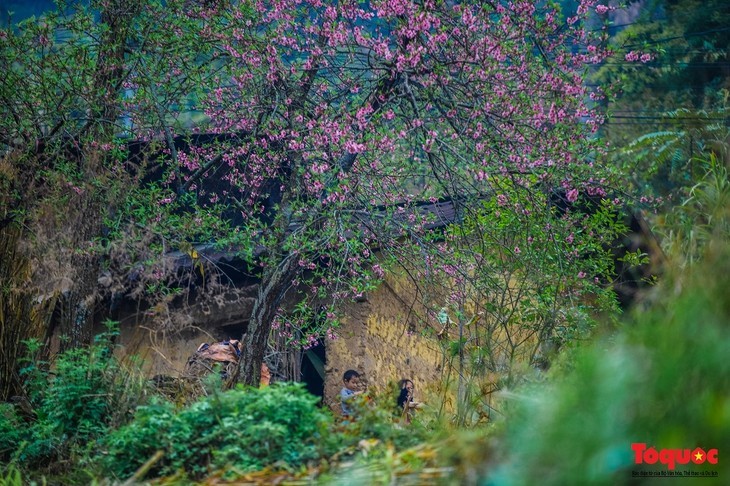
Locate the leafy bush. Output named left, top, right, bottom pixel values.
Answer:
left=100, top=382, right=334, bottom=480
left=0, top=323, right=146, bottom=468
left=0, top=405, right=24, bottom=461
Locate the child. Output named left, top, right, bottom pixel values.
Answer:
left=397, top=379, right=424, bottom=423
left=340, top=369, right=363, bottom=417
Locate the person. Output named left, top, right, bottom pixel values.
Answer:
left=397, top=379, right=423, bottom=423
left=260, top=362, right=271, bottom=387
left=340, top=369, right=363, bottom=417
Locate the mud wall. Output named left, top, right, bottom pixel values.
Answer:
left=323, top=273, right=444, bottom=412
left=107, top=283, right=257, bottom=377
left=107, top=269, right=446, bottom=411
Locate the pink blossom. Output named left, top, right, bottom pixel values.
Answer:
left=566, top=188, right=579, bottom=203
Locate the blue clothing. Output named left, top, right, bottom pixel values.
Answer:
left=341, top=387, right=357, bottom=415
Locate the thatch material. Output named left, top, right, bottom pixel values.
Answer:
left=182, top=340, right=241, bottom=392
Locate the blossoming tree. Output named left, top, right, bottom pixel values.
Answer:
left=1, top=0, right=618, bottom=387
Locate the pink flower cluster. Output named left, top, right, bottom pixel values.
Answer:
left=625, top=51, right=653, bottom=63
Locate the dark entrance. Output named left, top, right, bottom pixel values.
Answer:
left=300, top=339, right=325, bottom=399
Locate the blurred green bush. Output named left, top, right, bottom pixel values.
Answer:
left=483, top=242, right=730, bottom=485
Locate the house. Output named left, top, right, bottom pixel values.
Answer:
left=101, top=194, right=661, bottom=411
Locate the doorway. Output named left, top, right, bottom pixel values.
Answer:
left=300, top=339, right=325, bottom=399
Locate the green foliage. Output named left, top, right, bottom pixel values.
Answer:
left=0, top=405, right=24, bottom=462
left=100, top=383, right=334, bottom=480
left=0, top=322, right=146, bottom=469
left=0, top=464, right=24, bottom=486
left=431, top=183, right=625, bottom=387
left=325, top=157, right=730, bottom=484
left=340, top=389, right=432, bottom=452
left=658, top=154, right=730, bottom=266
left=482, top=240, right=730, bottom=485
left=591, top=0, right=730, bottom=203
left=97, top=399, right=176, bottom=478
left=613, top=106, right=729, bottom=200
left=592, top=0, right=729, bottom=103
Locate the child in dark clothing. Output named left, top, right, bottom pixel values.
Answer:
left=397, top=379, right=423, bottom=423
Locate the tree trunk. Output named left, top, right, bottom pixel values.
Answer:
left=55, top=243, right=100, bottom=351
left=238, top=254, right=298, bottom=386
left=52, top=0, right=138, bottom=350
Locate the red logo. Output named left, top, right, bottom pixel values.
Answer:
left=632, top=443, right=718, bottom=470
